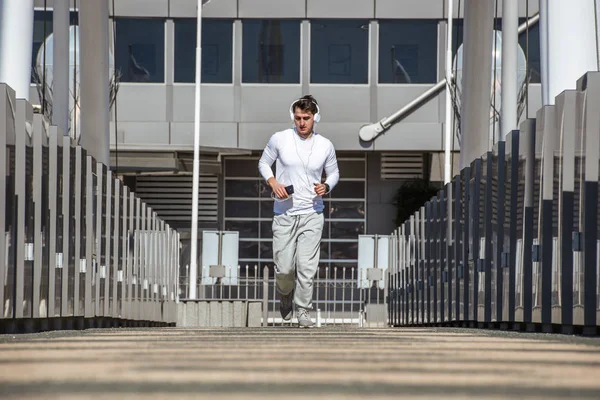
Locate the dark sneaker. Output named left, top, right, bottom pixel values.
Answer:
left=297, top=307, right=315, bottom=328
left=280, top=290, right=293, bottom=321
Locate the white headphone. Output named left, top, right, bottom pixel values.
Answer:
left=289, top=98, right=321, bottom=123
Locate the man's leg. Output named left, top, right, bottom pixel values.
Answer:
left=294, top=213, right=324, bottom=319
left=272, top=214, right=299, bottom=319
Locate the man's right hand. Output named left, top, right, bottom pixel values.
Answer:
left=268, top=178, right=289, bottom=199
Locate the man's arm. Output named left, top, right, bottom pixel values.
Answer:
left=323, top=142, right=340, bottom=192
left=258, top=134, right=289, bottom=199
left=315, top=142, right=340, bottom=196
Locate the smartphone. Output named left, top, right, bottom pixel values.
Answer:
left=285, top=185, right=294, bottom=195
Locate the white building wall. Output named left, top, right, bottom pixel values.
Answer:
left=28, top=0, right=542, bottom=153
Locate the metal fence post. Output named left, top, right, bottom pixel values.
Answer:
left=262, top=266, right=269, bottom=327
left=578, top=73, right=600, bottom=332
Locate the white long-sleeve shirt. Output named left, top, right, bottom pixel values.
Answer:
left=258, top=128, right=340, bottom=216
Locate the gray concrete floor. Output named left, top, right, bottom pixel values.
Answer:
left=0, top=327, right=599, bottom=399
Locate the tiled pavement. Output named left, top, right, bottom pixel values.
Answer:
left=0, top=327, right=599, bottom=399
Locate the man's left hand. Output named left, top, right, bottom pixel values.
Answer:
left=314, top=183, right=327, bottom=196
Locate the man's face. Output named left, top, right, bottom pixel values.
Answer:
left=293, top=108, right=315, bottom=137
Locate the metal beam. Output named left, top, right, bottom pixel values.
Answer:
left=359, top=13, right=540, bottom=143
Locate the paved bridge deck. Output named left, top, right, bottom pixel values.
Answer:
left=1, top=327, right=599, bottom=399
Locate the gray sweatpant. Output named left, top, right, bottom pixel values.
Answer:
left=272, top=212, right=324, bottom=310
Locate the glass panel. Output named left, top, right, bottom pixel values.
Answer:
left=259, top=180, right=273, bottom=198
left=260, top=201, right=274, bottom=218
left=242, top=20, right=301, bottom=83
left=174, top=19, right=233, bottom=83
left=320, top=242, right=330, bottom=260
left=225, top=180, right=260, bottom=198
left=379, top=20, right=438, bottom=84
left=116, top=18, right=165, bottom=83
left=330, top=180, right=365, bottom=198
left=311, top=20, right=369, bottom=84
left=239, top=240, right=259, bottom=259
left=260, top=221, right=273, bottom=238
left=322, top=220, right=330, bottom=239
left=330, top=241, right=359, bottom=260
left=331, top=221, right=364, bottom=239
left=225, top=159, right=260, bottom=178
left=329, top=201, right=365, bottom=219
left=225, top=200, right=258, bottom=218
left=259, top=241, right=273, bottom=260
left=31, top=10, right=79, bottom=83
left=452, top=18, right=541, bottom=83
left=337, top=160, right=365, bottom=179
left=225, top=220, right=259, bottom=238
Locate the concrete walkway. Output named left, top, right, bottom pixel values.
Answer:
left=0, top=327, right=599, bottom=399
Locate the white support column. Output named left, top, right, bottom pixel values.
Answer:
left=459, top=0, right=495, bottom=169
left=79, top=0, right=110, bottom=166
left=52, top=0, right=70, bottom=136
left=541, top=0, right=598, bottom=105
left=444, top=0, right=454, bottom=184
left=500, top=0, right=518, bottom=139
left=189, top=0, right=204, bottom=300
left=0, top=0, right=34, bottom=100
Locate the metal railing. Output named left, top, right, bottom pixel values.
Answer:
left=184, top=265, right=387, bottom=327
left=388, top=72, right=600, bottom=335
left=0, top=83, right=180, bottom=331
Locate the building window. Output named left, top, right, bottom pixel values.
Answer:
left=242, top=20, right=301, bottom=84
left=115, top=18, right=165, bottom=83
left=452, top=18, right=541, bottom=84
left=174, top=19, right=233, bottom=84
left=311, top=20, right=369, bottom=84
left=379, top=20, right=438, bottom=84
left=31, top=10, right=79, bottom=83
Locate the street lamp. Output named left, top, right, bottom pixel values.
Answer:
left=189, top=0, right=212, bottom=300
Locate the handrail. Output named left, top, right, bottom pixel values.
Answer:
left=359, top=13, right=540, bottom=142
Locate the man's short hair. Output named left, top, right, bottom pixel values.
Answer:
left=292, top=95, right=319, bottom=115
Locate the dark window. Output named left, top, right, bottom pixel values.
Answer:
left=452, top=18, right=541, bottom=83
left=115, top=18, right=165, bottom=83
left=225, top=180, right=260, bottom=197
left=224, top=220, right=258, bottom=238
left=379, top=20, right=438, bottom=84
left=311, top=20, right=369, bottom=84
left=174, top=19, right=233, bottom=83
left=242, top=20, right=301, bottom=83
left=31, top=10, right=79, bottom=83
left=225, top=158, right=261, bottom=177
left=225, top=200, right=259, bottom=218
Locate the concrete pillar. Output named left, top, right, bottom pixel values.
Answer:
left=459, top=0, right=495, bottom=169
left=52, top=0, right=70, bottom=136
left=79, top=0, right=110, bottom=166
left=541, top=0, right=598, bottom=105
left=500, top=0, right=519, bottom=140
left=0, top=0, right=34, bottom=100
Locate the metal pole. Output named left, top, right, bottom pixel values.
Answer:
left=444, top=0, right=454, bottom=184
left=79, top=0, right=110, bottom=165
left=459, top=0, right=495, bottom=170
left=500, top=0, right=518, bottom=140
left=53, top=0, right=70, bottom=135
left=189, top=0, right=205, bottom=300
left=0, top=0, right=34, bottom=100
left=358, top=14, right=540, bottom=143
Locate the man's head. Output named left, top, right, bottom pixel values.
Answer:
left=290, top=95, right=319, bottom=137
